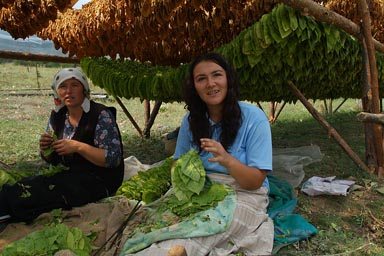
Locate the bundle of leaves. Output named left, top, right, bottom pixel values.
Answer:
left=171, top=149, right=206, bottom=201
left=0, top=164, right=68, bottom=189
left=42, top=130, right=58, bottom=156
left=127, top=181, right=230, bottom=237
left=1, top=223, right=93, bottom=256
left=0, top=169, right=28, bottom=188
left=116, top=156, right=174, bottom=204
left=158, top=181, right=229, bottom=218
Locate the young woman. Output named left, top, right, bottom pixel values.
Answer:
left=0, top=68, right=124, bottom=223
left=133, top=52, right=274, bottom=255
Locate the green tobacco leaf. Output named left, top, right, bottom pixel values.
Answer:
left=116, top=156, right=173, bottom=203
left=276, top=5, right=292, bottom=39
left=242, top=30, right=255, bottom=55
left=288, top=6, right=298, bottom=31
left=375, top=186, right=384, bottom=195
left=172, top=149, right=206, bottom=201
left=43, top=131, right=57, bottom=156
left=1, top=224, right=92, bottom=256
left=81, top=3, right=384, bottom=104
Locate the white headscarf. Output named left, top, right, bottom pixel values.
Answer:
left=51, top=68, right=91, bottom=113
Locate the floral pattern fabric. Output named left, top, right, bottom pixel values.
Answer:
left=47, top=109, right=122, bottom=168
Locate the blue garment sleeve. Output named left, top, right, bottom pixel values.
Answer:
left=94, top=109, right=122, bottom=168
left=244, top=115, right=273, bottom=171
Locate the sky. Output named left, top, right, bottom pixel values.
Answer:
left=72, top=0, right=91, bottom=9
left=0, top=0, right=91, bottom=54
left=0, top=0, right=93, bottom=55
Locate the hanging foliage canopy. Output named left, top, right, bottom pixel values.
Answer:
left=80, top=4, right=384, bottom=103
left=1, top=0, right=384, bottom=66
left=1, top=1, right=384, bottom=103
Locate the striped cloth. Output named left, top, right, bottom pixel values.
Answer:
left=126, top=173, right=274, bottom=256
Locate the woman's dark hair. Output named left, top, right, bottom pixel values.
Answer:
left=182, top=52, right=242, bottom=151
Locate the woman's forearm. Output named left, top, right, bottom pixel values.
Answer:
left=224, top=156, right=267, bottom=190
left=75, top=142, right=107, bottom=167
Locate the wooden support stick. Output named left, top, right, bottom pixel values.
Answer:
left=142, top=101, right=162, bottom=138
left=357, top=112, right=384, bottom=125
left=287, top=81, right=370, bottom=173
left=114, top=96, right=143, bottom=137
left=143, top=99, right=150, bottom=128
left=333, top=98, right=348, bottom=113
left=269, top=101, right=276, bottom=122
left=358, top=0, right=384, bottom=178
left=279, top=0, right=384, bottom=53
left=274, top=101, right=287, bottom=122
left=0, top=50, right=80, bottom=64
left=256, top=101, right=264, bottom=112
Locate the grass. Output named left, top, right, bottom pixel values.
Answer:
left=1, top=61, right=384, bottom=255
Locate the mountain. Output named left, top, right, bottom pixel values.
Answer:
left=0, top=30, right=67, bottom=56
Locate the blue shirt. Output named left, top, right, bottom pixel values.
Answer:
left=174, top=101, right=272, bottom=189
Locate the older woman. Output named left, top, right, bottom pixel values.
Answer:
left=0, top=68, right=124, bottom=223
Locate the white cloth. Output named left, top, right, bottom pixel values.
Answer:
left=51, top=68, right=91, bottom=113
left=301, top=176, right=355, bottom=196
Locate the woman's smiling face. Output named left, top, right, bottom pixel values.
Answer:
left=193, top=60, right=228, bottom=109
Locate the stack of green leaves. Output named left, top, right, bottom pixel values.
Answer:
left=0, top=169, right=26, bottom=188
left=171, top=149, right=206, bottom=201
left=0, top=165, right=68, bottom=189
left=1, top=223, right=93, bottom=256
left=159, top=182, right=228, bottom=218
left=116, top=156, right=174, bottom=204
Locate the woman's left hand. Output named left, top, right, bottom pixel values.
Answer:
left=52, top=139, right=79, bottom=155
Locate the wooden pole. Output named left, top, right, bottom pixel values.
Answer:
left=0, top=50, right=80, bottom=64
left=323, top=99, right=329, bottom=114
left=360, top=21, right=378, bottom=169
left=269, top=102, right=276, bottom=122
left=333, top=98, right=348, bottom=113
left=144, top=100, right=150, bottom=129
left=287, top=80, right=371, bottom=173
left=142, top=101, right=162, bottom=138
left=274, top=101, right=287, bottom=122
left=279, top=0, right=384, bottom=54
left=256, top=101, right=264, bottom=112
left=114, top=96, right=143, bottom=137
left=357, top=112, right=384, bottom=125
left=358, top=0, right=383, bottom=177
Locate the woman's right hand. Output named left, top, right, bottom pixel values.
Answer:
left=40, top=132, right=54, bottom=151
